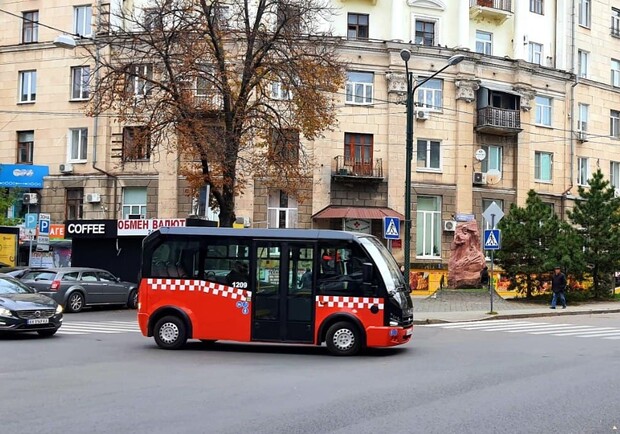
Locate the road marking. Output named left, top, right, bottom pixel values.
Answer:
left=58, top=320, right=140, bottom=336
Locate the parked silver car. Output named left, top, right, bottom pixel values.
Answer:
left=21, top=267, right=138, bottom=313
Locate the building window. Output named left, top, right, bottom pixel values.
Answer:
left=611, top=110, right=620, bottom=138
left=18, top=70, right=36, bottom=103
left=530, top=0, right=543, bottom=14
left=97, top=2, right=111, bottom=35
left=66, top=188, right=84, bottom=220
left=527, top=42, right=543, bottom=65
left=612, top=60, right=620, bottom=87
left=610, top=161, right=620, bottom=193
left=344, top=133, right=373, bottom=175
left=415, top=19, right=435, bottom=46
left=345, top=71, right=373, bottom=105
left=268, top=190, right=298, bottom=229
left=68, top=128, right=88, bottom=162
left=535, top=96, right=552, bottom=126
left=122, top=187, right=147, bottom=218
left=128, top=64, right=153, bottom=97
left=578, top=50, right=589, bottom=78
left=612, top=8, right=620, bottom=37
left=122, top=126, right=150, bottom=161
left=17, top=131, right=34, bottom=164
left=578, top=103, right=589, bottom=131
left=481, top=145, right=502, bottom=174
left=74, top=5, right=93, bottom=37
left=535, top=151, right=553, bottom=182
left=475, top=31, right=492, bottom=55
left=22, top=11, right=39, bottom=43
left=416, top=196, right=441, bottom=258
left=143, top=8, right=161, bottom=30
left=347, top=13, right=368, bottom=40
left=270, top=81, right=291, bottom=100
left=416, top=139, right=441, bottom=171
left=579, top=0, right=591, bottom=28
left=417, top=78, right=442, bottom=111
left=577, top=157, right=589, bottom=186
left=71, top=66, right=90, bottom=100
left=270, top=128, right=300, bottom=164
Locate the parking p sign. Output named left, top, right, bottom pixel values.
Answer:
left=38, top=213, right=50, bottom=235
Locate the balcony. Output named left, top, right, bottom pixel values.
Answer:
left=332, top=156, right=383, bottom=182
left=476, top=107, right=522, bottom=136
left=469, top=0, right=513, bottom=24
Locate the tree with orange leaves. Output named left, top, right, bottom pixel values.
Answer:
left=87, top=0, right=345, bottom=226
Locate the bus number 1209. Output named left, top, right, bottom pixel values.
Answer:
left=232, top=281, right=248, bottom=289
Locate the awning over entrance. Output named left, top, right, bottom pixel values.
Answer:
left=312, top=206, right=404, bottom=220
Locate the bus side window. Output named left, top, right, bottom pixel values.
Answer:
left=317, top=244, right=375, bottom=297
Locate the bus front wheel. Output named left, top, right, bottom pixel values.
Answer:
left=325, top=321, right=362, bottom=356
left=154, top=316, right=188, bottom=350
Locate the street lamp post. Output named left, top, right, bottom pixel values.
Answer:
left=399, top=51, right=465, bottom=289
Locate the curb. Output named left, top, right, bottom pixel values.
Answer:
left=412, top=308, right=620, bottom=325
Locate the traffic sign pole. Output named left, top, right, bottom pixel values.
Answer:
left=490, top=214, right=495, bottom=313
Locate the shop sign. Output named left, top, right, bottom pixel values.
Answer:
left=65, top=220, right=117, bottom=238
left=117, top=218, right=186, bottom=236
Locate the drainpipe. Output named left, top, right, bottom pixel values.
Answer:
left=92, top=0, right=118, bottom=219
left=561, top=0, right=577, bottom=220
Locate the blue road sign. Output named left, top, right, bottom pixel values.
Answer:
left=484, top=229, right=501, bottom=250
left=25, top=213, right=38, bottom=229
left=38, top=213, right=51, bottom=235
left=383, top=216, right=401, bottom=240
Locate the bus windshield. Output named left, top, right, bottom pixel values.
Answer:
left=359, top=236, right=406, bottom=294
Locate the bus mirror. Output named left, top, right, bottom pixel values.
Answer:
left=362, top=263, right=373, bottom=282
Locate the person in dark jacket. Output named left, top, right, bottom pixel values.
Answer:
left=480, top=265, right=489, bottom=287
left=550, top=266, right=567, bottom=309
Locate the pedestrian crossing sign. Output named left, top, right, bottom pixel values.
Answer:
left=383, top=216, right=400, bottom=240
left=483, top=229, right=501, bottom=250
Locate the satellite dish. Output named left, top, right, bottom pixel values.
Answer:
left=475, top=148, right=486, bottom=162
left=486, top=169, right=501, bottom=185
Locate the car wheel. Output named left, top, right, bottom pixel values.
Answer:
left=127, top=290, right=138, bottom=309
left=65, top=292, right=85, bottom=313
left=325, top=321, right=362, bottom=356
left=37, top=329, right=59, bottom=337
left=154, top=316, right=187, bottom=350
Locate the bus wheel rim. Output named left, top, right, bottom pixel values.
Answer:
left=333, top=328, right=355, bottom=351
left=159, top=323, right=179, bottom=344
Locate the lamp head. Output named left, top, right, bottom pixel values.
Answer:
left=400, top=49, right=411, bottom=63
left=447, top=54, right=465, bottom=66
left=53, top=34, right=77, bottom=49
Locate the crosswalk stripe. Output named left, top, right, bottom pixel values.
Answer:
left=57, top=321, right=140, bottom=335
left=547, top=327, right=616, bottom=336
left=433, top=320, right=516, bottom=329
left=575, top=331, right=620, bottom=338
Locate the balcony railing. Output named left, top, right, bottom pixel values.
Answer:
left=332, top=156, right=383, bottom=180
left=476, top=107, right=522, bottom=136
left=469, top=0, right=512, bottom=23
left=469, top=0, right=512, bottom=12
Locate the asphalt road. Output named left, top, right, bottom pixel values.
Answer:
left=1, top=309, right=619, bottom=434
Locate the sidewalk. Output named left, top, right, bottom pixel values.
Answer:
left=412, top=289, right=620, bottom=324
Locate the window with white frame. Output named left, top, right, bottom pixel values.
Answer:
left=475, top=31, right=492, bottom=55
left=17, top=131, right=34, bottom=164
left=22, top=11, right=39, bottom=43
left=611, top=110, right=620, bottom=138
left=579, top=0, right=591, bottom=27
left=270, top=81, right=291, bottom=100
left=481, top=145, right=502, bottom=174
left=129, top=64, right=153, bottom=96
left=535, top=151, right=553, bottom=182
left=416, top=139, right=440, bottom=171
left=613, top=8, right=620, bottom=36
left=122, top=187, right=147, bottom=218
left=530, top=0, right=543, bottom=14
left=68, top=128, right=88, bottom=162
left=416, top=196, right=441, bottom=258
left=414, top=19, right=436, bottom=46
left=535, top=96, right=552, bottom=126
left=74, top=5, right=93, bottom=37
left=578, top=50, right=589, bottom=78
left=611, top=161, right=620, bottom=193
left=578, top=103, right=589, bottom=131
left=345, top=71, right=373, bottom=105
left=417, top=78, right=442, bottom=111
left=577, top=157, right=589, bottom=186
left=18, top=70, right=36, bottom=103
left=613, top=59, right=620, bottom=87
left=71, top=66, right=90, bottom=100
left=528, top=42, right=543, bottom=65
left=268, top=190, right=298, bottom=228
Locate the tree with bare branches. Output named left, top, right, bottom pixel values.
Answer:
left=88, top=0, right=345, bottom=226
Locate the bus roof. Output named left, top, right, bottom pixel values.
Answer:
left=148, top=227, right=372, bottom=242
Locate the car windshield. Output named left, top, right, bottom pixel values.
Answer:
left=0, top=277, right=33, bottom=294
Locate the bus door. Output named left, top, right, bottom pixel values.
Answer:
left=252, top=241, right=315, bottom=343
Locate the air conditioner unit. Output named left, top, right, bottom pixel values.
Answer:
left=416, top=109, right=431, bottom=121
left=576, top=131, right=588, bottom=142
left=59, top=163, right=74, bottom=174
left=473, top=172, right=487, bottom=185
left=86, top=193, right=101, bottom=203
left=22, top=193, right=38, bottom=205
left=235, top=216, right=251, bottom=227
left=443, top=220, right=457, bottom=232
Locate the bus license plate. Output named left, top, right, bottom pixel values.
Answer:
left=405, top=328, right=413, bottom=336
left=27, top=318, right=49, bottom=325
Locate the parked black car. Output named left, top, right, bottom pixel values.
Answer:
left=0, top=275, right=63, bottom=336
left=21, top=267, right=138, bottom=313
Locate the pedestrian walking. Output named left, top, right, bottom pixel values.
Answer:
left=550, top=266, right=567, bottom=309
left=480, top=265, right=489, bottom=287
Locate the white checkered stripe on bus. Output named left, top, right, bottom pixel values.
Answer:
left=147, top=279, right=250, bottom=300
left=316, top=296, right=384, bottom=310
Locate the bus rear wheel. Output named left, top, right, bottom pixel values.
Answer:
left=326, top=321, right=362, bottom=356
left=154, top=316, right=187, bottom=350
